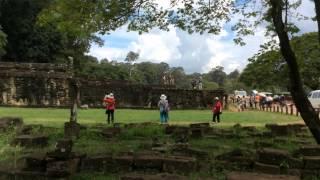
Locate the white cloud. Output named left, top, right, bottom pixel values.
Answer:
left=89, top=0, right=317, bottom=74
left=129, top=27, right=181, bottom=63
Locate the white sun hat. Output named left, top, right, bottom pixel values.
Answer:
left=160, top=94, right=166, bottom=100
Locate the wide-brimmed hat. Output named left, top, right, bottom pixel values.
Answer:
left=160, top=94, right=166, bottom=100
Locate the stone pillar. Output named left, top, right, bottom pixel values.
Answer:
left=8, top=77, right=16, bottom=104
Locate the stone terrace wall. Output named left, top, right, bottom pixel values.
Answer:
left=80, top=78, right=225, bottom=109
left=0, top=62, right=72, bottom=106
left=0, top=62, right=226, bottom=108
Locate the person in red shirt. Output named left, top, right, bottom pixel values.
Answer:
left=212, top=97, right=222, bottom=123
left=103, top=93, right=116, bottom=124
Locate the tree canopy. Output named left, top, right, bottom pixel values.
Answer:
left=240, top=32, right=320, bottom=91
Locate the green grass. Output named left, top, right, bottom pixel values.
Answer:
left=0, top=107, right=316, bottom=179
left=0, top=107, right=303, bottom=127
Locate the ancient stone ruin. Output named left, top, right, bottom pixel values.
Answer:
left=0, top=62, right=226, bottom=109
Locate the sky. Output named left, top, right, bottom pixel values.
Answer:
left=88, top=0, right=318, bottom=74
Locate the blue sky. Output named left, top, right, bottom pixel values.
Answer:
left=89, top=0, right=317, bottom=74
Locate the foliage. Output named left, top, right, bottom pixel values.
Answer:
left=0, top=26, right=6, bottom=57
left=0, top=0, right=64, bottom=62
left=240, top=32, right=320, bottom=90
left=204, top=66, right=227, bottom=86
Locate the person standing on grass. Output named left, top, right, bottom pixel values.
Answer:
left=103, top=93, right=116, bottom=124
left=158, top=94, right=169, bottom=124
left=212, top=97, right=222, bottom=123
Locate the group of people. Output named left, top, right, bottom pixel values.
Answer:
left=102, top=93, right=223, bottom=124
left=233, top=93, right=286, bottom=112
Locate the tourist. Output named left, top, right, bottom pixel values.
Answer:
left=103, top=93, right=116, bottom=124
left=158, top=94, right=169, bottom=124
left=212, top=97, right=222, bottom=123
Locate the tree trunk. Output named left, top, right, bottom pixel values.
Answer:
left=70, top=79, right=80, bottom=122
left=270, top=0, right=320, bottom=144
left=314, top=0, right=320, bottom=43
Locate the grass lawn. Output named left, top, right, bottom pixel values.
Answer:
left=0, top=107, right=316, bottom=179
left=0, top=107, right=303, bottom=127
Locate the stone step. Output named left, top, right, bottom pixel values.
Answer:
left=121, top=173, right=188, bottom=180
left=299, top=145, right=320, bottom=156
left=12, top=135, right=48, bottom=148
left=303, top=156, right=320, bottom=169
left=257, top=148, right=290, bottom=165
left=80, top=154, right=196, bottom=174
left=226, top=171, right=300, bottom=180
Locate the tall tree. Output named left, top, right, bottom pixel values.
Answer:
left=0, top=26, right=6, bottom=58
left=313, top=0, right=320, bottom=43
left=269, top=0, right=320, bottom=143
left=125, top=51, right=139, bottom=78
left=205, top=66, right=227, bottom=86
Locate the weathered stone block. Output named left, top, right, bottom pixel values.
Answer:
left=189, top=123, right=209, bottom=128
left=162, top=156, right=196, bottom=174
left=120, top=173, right=188, bottom=180
left=190, top=128, right=203, bottom=138
left=101, top=127, right=121, bottom=138
left=301, top=169, right=320, bottom=179
left=299, top=145, right=320, bottom=156
left=287, top=157, right=303, bottom=169
left=47, top=139, right=74, bottom=160
left=257, top=148, right=290, bottom=165
left=133, top=155, right=163, bottom=171
left=254, top=162, right=280, bottom=174
left=81, top=155, right=114, bottom=172
left=303, top=156, right=320, bottom=169
left=1, top=171, right=47, bottom=180
left=0, top=117, right=23, bottom=131
left=165, top=125, right=177, bottom=134
left=24, top=154, right=47, bottom=172
left=172, top=147, right=208, bottom=159
left=241, top=126, right=257, bottom=132
left=226, top=171, right=300, bottom=180
left=0, top=117, right=23, bottom=126
left=13, top=135, right=48, bottom=148
left=17, top=124, right=44, bottom=135
left=266, top=124, right=293, bottom=136
left=55, top=139, right=73, bottom=153
left=113, top=156, right=134, bottom=172
left=46, top=158, right=80, bottom=178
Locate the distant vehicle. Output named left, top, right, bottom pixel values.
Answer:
left=308, top=90, right=320, bottom=109
left=234, top=90, right=247, bottom=97
left=259, top=92, right=273, bottom=97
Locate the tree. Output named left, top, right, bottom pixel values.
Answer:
left=269, top=0, right=320, bottom=143
left=0, top=26, right=6, bottom=58
left=205, top=66, right=227, bottom=87
left=313, top=0, right=320, bottom=43
left=40, top=0, right=320, bottom=143
left=227, top=69, right=240, bottom=80
left=240, top=32, right=320, bottom=91
left=0, top=0, right=64, bottom=62
left=125, top=51, right=139, bottom=78
left=240, top=50, right=287, bottom=90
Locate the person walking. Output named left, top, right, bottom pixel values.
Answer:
left=158, top=94, right=169, bottom=124
left=103, top=93, right=116, bottom=124
left=212, top=97, right=222, bottom=123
